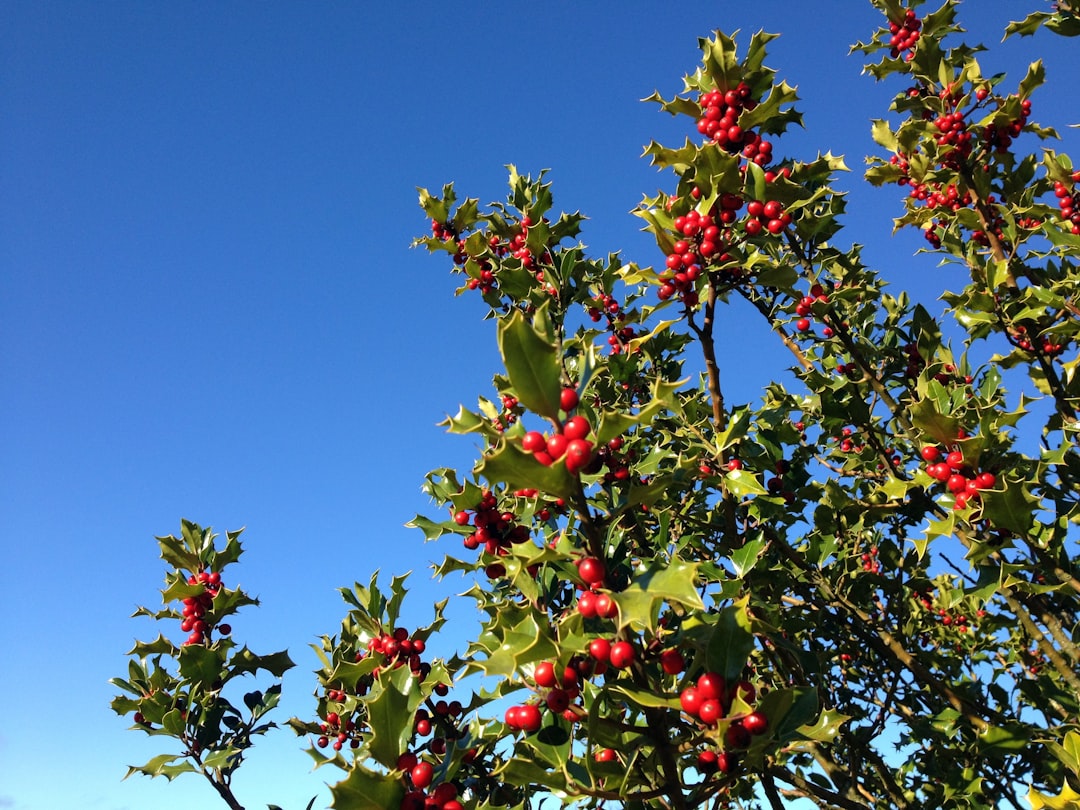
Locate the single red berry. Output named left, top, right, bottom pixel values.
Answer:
left=546, top=433, right=569, bottom=460
left=609, top=641, right=635, bottom=669
left=563, top=415, right=591, bottom=442
left=589, top=637, right=612, bottom=663
left=564, top=439, right=594, bottom=475
left=680, top=687, right=703, bottom=717
left=725, top=721, right=751, bottom=749
left=522, top=431, right=546, bottom=453
left=594, top=592, right=617, bottom=619
left=659, top=648, right=685, bottom=675
left=743, top=710, right=769, bottom=735
left=517, top=704, right=543, bottom=733
left=698, top=699, right=723, bottom=725
left=696, top=672, right=725, bottom=701
left=534, top=661, right=557, bottom=689
left=560, top=388, right=580, bottom=412
left=578, top=557, right=606, bottom=586
left=545, top=688, right=571, bottom=713
left=410, top=761, right=434, bottom=789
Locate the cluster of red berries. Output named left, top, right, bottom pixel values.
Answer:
left=920, top=444, right=997, bottom=510
left=490, top=394, right=520, bottom=433
left=743, top=198, right=791, bottom=237
left=982, top=98, right=1032, bottom=155
left=594, top=436, right=636, bottom=486
left=793, top=284, right=829, bottom=334
left=397, top=753, right=464, bottom=810
left=696, top=747, right=737, bottom=776
left=696, top=85, right=773, bottom=165
left=835, top=427, right=860, bottom=455
left=679, top=672, right=769, bottom=750
left=888, top=9, right=921, bottom=60
left=765, top=459, right=796, bottom=504
left=586, top=293, right=637, bottom=355
left=587, top=636, right=636, bottom=672
left=575, top=556, right=619, bottom=619
left=454, top=491, right=530, bottom=557
left=910, top=181, right=972, bottom=212
left=913, top=592, right=984, bottom=635
left=430, top=219, right=457, bottom=243
left=1052, top=173, right=1080, bottom=235
left=1009, top=324, right=1066, bottom=357
left=359, top=626, right=430, bottom=680
left=503, top=702, right=544, bottom=733
left=315, top=708, right=360, bottom=752
left=521, top=389, right=596, bottom=474
left=180, top=570, right=228, bottom=646
left=587, top=293, right=635, bottom=354
left=413, top=696, right=464, bottom=739
left=860, top=545, right=881, bottom=574
left=430, top=219, right=473, bottom=277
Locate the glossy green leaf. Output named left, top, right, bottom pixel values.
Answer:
left=497, top=307, right=561, bottom=419
left=613, top=560, right=704, bottom=632
left=705, top=599, right=755, bottom=682
left=365, top=665, right=423, bottom=768
left=330, top=762, right=407, bottom=810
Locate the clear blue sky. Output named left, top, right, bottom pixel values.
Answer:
left=1, top=3, right=1075, bottom=809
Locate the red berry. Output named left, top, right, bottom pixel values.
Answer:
left=522, top=431, right=547, bottom=453
left=698, top=699, right=723, bottom=725
left=589, top=638, right=612, bottom=663
left=410, top=761, right=434, bottom=789
left=545, top=688, right=571, bottom=713
left=546, top=433, right=569, bottom=460
left=743, top=710, right=769, bottom=735
left=563, top=415, right=591, bottom=442
left=659, top=648, right=685, bottom=675
left=517, top=704, right=542, bottom=733
left=578, top=557, right=606, bottom=586
left=594, top=592, right=618, bottom=619
left=534, top=661, right=557, bottom=689
left=725, top=721, right=751, bottom=749
left=696, top=672, right=725, bottom=701
left=577, top=591, right=598, bottom=618
left=680, top=687, right=703, bottom=716
left=609, top=641, right=635, bottom=669
left=560, top=388, right=580, bottom=412
left=564, top=439, right=594, bottom=475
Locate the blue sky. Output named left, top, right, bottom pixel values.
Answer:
left=1, top=3, right=1076, bottom=809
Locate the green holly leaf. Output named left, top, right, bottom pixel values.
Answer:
left=124, top=753, right=197, bottom=781
left=980, top=477, right=1038, bottom=536
left=768, top=686, right=816, bottom=743
left=909, top=397, right=961, bottom=445
left=497, top=307, right=561, bottom=419
left=794, top=708, right=850, bottom=744
left=227, top=648, right=295, bottom=679
left=724, top=470, right=767, bottom=499
left=178, top=644, right=225, bottom=684
left=365, top=665, right=424, bottom=769
left=468, top=612, right=559, bottom=678
left=1028, top=784, right=1080, bottom=810
left=126, top=634, right=179, bottom=658
left=330, top=762, right=407, bottom=810
left=730, top=538, right=766, bottom=578
left=476, top=441, right=576, bottom=500
left=704, top=599, right=755, bottom=682
left=613, top=560, right=704, bottom=632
